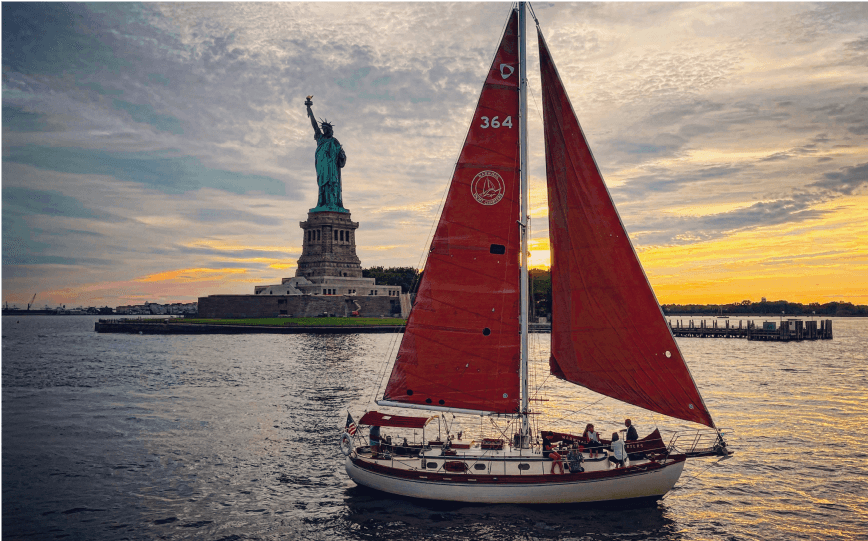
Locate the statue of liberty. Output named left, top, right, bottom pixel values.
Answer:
left=305, top=96, right=348, bottom=213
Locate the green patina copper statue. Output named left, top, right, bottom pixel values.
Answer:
left=305, top=96, right=348, bottom=213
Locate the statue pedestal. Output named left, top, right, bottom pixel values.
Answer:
left=296, top=211, right=362, bottom=280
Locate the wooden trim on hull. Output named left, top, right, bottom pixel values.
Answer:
left=346, top=455, right=687, bottom=504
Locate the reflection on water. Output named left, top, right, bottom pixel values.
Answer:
left=340, top=485, right=682, bottom=539
left=2, top=315, right=867, bottom=540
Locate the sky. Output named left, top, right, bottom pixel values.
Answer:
left=2, top=2, right=867, bottom=309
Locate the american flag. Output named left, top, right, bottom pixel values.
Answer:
left=345, top=412, right=357, bottom=436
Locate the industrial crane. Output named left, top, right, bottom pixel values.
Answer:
left=27, top=293, right=37, bottom=310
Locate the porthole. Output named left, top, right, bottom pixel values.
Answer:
left=439, top=399, right=445, bottom=405
left=425, top=398, right=432, bottom=404
left=518, top=463, right=530, bottom=470
left=426, top=462, right=438, bottom=469
left=474, top=464, right=487, bottom=471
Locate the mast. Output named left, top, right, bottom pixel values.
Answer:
left=518, top=1, right=530, bottom=447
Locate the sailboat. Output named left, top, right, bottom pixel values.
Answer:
left=339, top=2, right=731, bottom=504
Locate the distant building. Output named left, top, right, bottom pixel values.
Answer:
left=198, top=209, right=411, bottom=319
left=115, top=302, right=198, bottom=315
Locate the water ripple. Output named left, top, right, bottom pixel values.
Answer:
left=2, top=315, right=867, bottom=540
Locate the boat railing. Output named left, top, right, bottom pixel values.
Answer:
left=668, top=429, right=733, bottom=458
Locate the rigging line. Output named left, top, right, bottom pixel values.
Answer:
left=531, top=371, right=552, bottom=400
left=374, top=266, right=425, bottom=396
left=372, top=323, right=407, bottom=405
left=544, top=395, right=609, bottom=424
left=488, top=417, right=512, bottom=443
left=528, top=85, right=545, bottom=124
left=372, top=331, right=394, bottom=402
left=527, top=1, right=540, bottom=26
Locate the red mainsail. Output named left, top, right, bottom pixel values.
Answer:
left=538, top=29, right=715, bottom=428
left=383, top=10, right=521, bottom=413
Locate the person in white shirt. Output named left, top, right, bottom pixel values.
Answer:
left=609, top=432, right=627, bottom=468
left=583, top=423, right=601, bottom=458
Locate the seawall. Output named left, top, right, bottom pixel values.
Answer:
left=94, top=321, right=404, bottom=334
left=95, top=321, right=552, bottom=335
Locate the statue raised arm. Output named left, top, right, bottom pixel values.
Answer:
left=305, top=96, right=322, bottom=139
left=304, top=96, right=348, bottom=213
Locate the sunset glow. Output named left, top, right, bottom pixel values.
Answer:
left=3, top=3, right=866, bottom=308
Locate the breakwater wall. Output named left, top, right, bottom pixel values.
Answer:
left=94, top=320, right=404, bottom=335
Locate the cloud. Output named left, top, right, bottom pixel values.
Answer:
left=811, top=162, right=868, bottom=195
left=627, top=196, right=831, bottom=247
left=612, top=164, right=745, bottom=201
left=176, top=244, right=297, bottom=260
left=3, top=146, right=291, bottom=196
left=1, top=3, right=134, bottom=75
left=191, top=208, right=282, bottom=226
left=3, top=105, right=56, bottom=132
left=2, top=2, right=867, bottom=306
left=112, top=99, right=184, bottom=135
left=135, top=267, right=248, bottom=284
left=2, top=186, right=116, bottom=220
left=809, top=96, right=868, bottom=136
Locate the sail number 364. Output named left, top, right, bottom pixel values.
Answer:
left=480, top=116, right=513, bottom=129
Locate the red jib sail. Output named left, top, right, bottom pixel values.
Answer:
left=538, top=29, right=715, bottom=428
left=383, top=10, right=521, bottom=414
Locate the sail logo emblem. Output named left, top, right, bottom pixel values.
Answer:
left=471, top=170, right=505, bottom=206
left=500, top=64, right=515, bottom=79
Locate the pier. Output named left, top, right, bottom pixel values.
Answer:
left=668, top=318, right=832, bottom=341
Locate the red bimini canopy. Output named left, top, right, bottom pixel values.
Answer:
left=358, top=411, right=435, bottom=429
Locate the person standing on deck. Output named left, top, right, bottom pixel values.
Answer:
left=369, top=425, right=381, bottom=456
left=625, top=418, right=645, bottom=460
left=625, top=419, right=638, bottom=441
left=583, top=423, right=601, bottom=458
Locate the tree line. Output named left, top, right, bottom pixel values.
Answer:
left=365, top=267, right=867, bottom=317
left=362, top=266, right=553, bottom=318
left=661, top=300, right=868, bottom=317
left=362, top=267, right=422, bottom=294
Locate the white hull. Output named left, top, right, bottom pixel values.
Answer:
left=345, top=456, right=685, bottom=504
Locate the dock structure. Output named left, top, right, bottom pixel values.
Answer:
left=668, top=318, right=833, bottom=341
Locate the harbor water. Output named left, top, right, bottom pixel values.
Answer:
left=3, top=315, right=867, bottom=540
